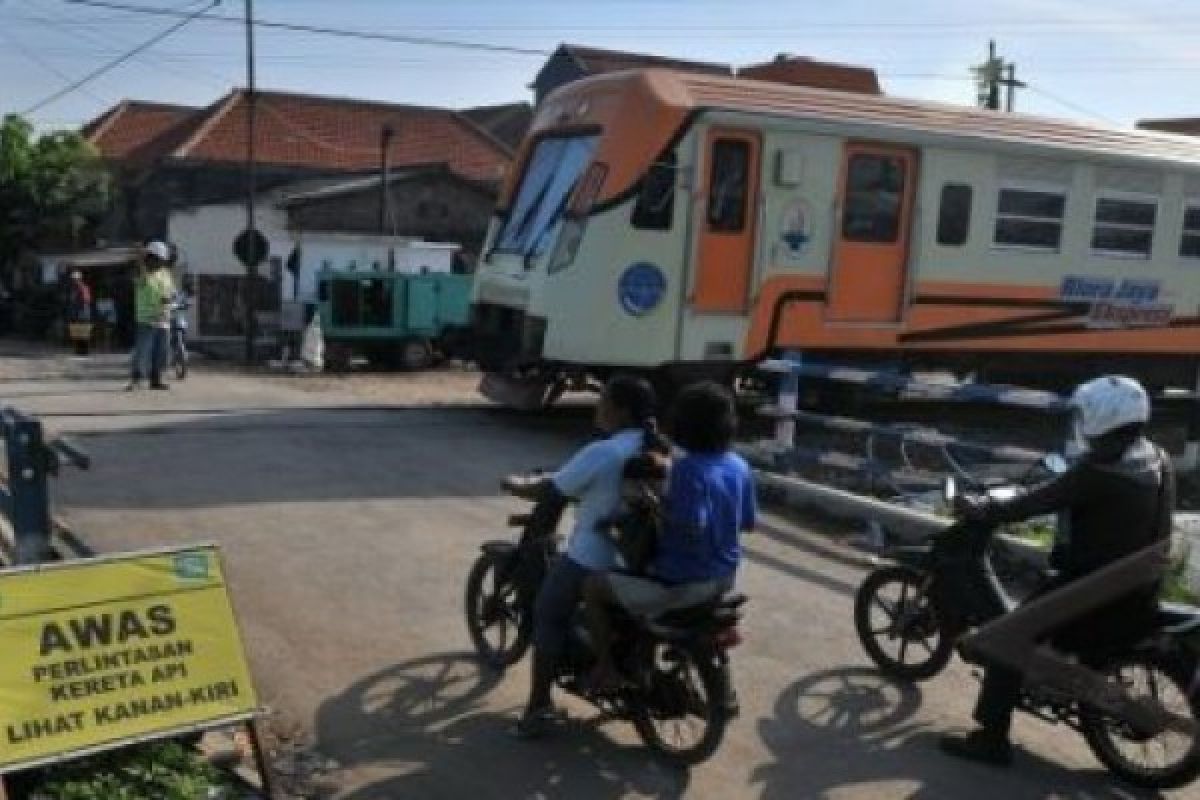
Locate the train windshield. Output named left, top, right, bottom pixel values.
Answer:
left=495, top=133, right=600, bottom=257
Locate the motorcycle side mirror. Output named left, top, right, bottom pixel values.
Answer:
left=942, top=476, right=958, bottom=505
left=1041, top=453, right=1068, bottom=475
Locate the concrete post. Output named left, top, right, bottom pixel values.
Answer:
left=774, top=350, right=801, bottom=449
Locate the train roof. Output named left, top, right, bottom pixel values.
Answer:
left=547, top=68, right=1200, bottom=168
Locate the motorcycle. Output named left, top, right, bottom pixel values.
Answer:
left=854, top=457, right=1200, bottom=789
left=463, top=473, right=745, bottom=765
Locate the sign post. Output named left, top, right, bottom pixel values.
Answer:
left=0, top=545, right=267, bottom=791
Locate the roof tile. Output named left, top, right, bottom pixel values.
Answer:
left=83, top=101, right=197, bottom=161
left=85, top=90, right=512, bottom=181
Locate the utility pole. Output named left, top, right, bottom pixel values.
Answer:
left=1003, top=62, right=1026, bottom=113
left=974, top=40, right=1002, bottom=110
left=379, top=124, right=394, bottom=234
left=973, top=40, right=1024, bottom=112
left=243, top=0, right=258, bottom=364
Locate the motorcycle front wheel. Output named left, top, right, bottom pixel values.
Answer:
left=631, top=641, right=729, bottom=766
left=464, top=551, right=531, bottom=671
left=1080, top=651, right=1200, bottom=790
left=854, top=565, right=955, bottom=682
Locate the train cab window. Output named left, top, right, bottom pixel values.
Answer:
left=707, top=140, right=750, bottom=232
left=1181, top=205, right=1200, bottom=259
left=936, top=183, right=972, bottom=246
left=841, top=154, right=906, bottom=242
left=495, top=133, right=600, bottom=257
left=631, top=152, right=677, bottom=230
left=1091, top=195, right=1157, bottom=258
left=993, top=187, right=1066, bottom=250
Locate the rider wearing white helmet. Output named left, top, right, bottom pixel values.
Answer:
left=941, top=375, right=1173, bottom=767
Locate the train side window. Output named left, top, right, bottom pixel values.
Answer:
left=1181, top=205, right=1200, bottom=259
left=1091, top=195, right=1157, bottom=259
left=841, top=153, right=906, bottom=243
left=631, top=152, right=677, bottom=230
left=993, top=186, right=1066, bottom=251
left=707, top=139, right=749, bottom=232
left=936, top=183, right=972, bottom=246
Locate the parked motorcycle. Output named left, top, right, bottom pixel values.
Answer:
left=854, top=458, right=1200, bottom=788
left=464, top=473, right=745, bottom=765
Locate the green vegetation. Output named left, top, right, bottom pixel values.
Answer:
left=29, top=741, right=235, bottom=800
left=0, top=114, right=111, bottom=270
left=1008, top=521, right=1199, bottom=606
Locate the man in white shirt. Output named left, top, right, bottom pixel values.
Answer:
left=513, top=375, right=657, bottom=739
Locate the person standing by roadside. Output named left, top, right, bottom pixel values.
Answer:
left=65, top=270, right=93, bottom=356
left=127, top=241, right=176, bottom=391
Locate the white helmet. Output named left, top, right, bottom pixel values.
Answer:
left=1070, top=375, right=1150, bottom=438
left=144, top=241, right=171, bottom=263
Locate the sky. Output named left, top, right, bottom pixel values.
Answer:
left=1, top=0, right=1198, bottom=132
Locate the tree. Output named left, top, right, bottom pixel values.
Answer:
left=0, top=114, right=111, bottom=272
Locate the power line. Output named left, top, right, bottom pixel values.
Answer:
left=14, top=0, right=232, bottom=108
left=60, top=0, right=551, bottom=55
left=1023, top=82, right=1124, bottom=127
left=0, top=25, right=111, bottom=107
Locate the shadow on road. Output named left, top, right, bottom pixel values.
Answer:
left=314, top=652, right=690, bottom=799
left=53, top=405, right=593, bottom=510
left=752, top=667, right=1163, bottom=799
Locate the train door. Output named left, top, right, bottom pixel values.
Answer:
left=827, top=144, right=917, bottom=323
left=693, top=129, right=761, bottom=313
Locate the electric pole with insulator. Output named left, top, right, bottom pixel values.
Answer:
left=973, top=40, right=1025, bottom=112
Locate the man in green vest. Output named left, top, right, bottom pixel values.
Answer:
left=127, top=241, right=176, bottom=391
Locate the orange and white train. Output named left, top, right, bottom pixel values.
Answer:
left=470, top=69, right=1200, bottom=406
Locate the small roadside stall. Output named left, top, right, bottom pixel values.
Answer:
left=34, top=248, right=142, bottom=351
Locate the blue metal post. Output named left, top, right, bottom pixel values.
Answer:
left=3, top=414, right=51, bottom=565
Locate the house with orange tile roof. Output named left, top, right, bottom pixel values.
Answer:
left=83, top=89, right=518, bottom=244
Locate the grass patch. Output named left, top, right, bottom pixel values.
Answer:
left=1008, top=522, right=1199, bottom=606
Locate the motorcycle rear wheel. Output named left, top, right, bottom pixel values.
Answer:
left=854, top=565, right=954, bottom=682
left=464, top=551, right=531, bottom=671
left=1080, top=651, right=1200, bottom=790
left=631, top=642, right=729, bottom=766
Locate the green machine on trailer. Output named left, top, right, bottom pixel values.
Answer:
left=317, top=269, right=472, bottom=369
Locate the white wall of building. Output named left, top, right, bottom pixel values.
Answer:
left=169, top=203, right=290, bottom=278
left=169, top=204, right=461, bottom=342
left=168, top=202, right=291, bottom=339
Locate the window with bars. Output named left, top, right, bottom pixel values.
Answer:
left=993, top=187, right=1067, bottom=251
left=1091, top=195, right=1157, bottom=258
left=1182, top=205, right=1200, bottom=260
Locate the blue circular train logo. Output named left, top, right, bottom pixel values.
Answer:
left=617, top=262, right=667, bottom=316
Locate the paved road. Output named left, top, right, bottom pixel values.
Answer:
left=2, top=352, right=1191, bottom=799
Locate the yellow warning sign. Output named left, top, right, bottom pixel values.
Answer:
left=0, top=545, right=260, bottom=773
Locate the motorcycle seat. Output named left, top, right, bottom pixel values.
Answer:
left=650, top=592, right=746, bottom=629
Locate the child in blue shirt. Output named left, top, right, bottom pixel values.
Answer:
left=583, top=381, right=756, bottom=690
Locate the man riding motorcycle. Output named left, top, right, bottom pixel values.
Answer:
left=940, top=375, right=1174, bottom=767
left=508, top=375, right=660, bottom=739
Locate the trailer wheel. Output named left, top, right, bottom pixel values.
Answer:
left=400, top=338, right=434, bottom=371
